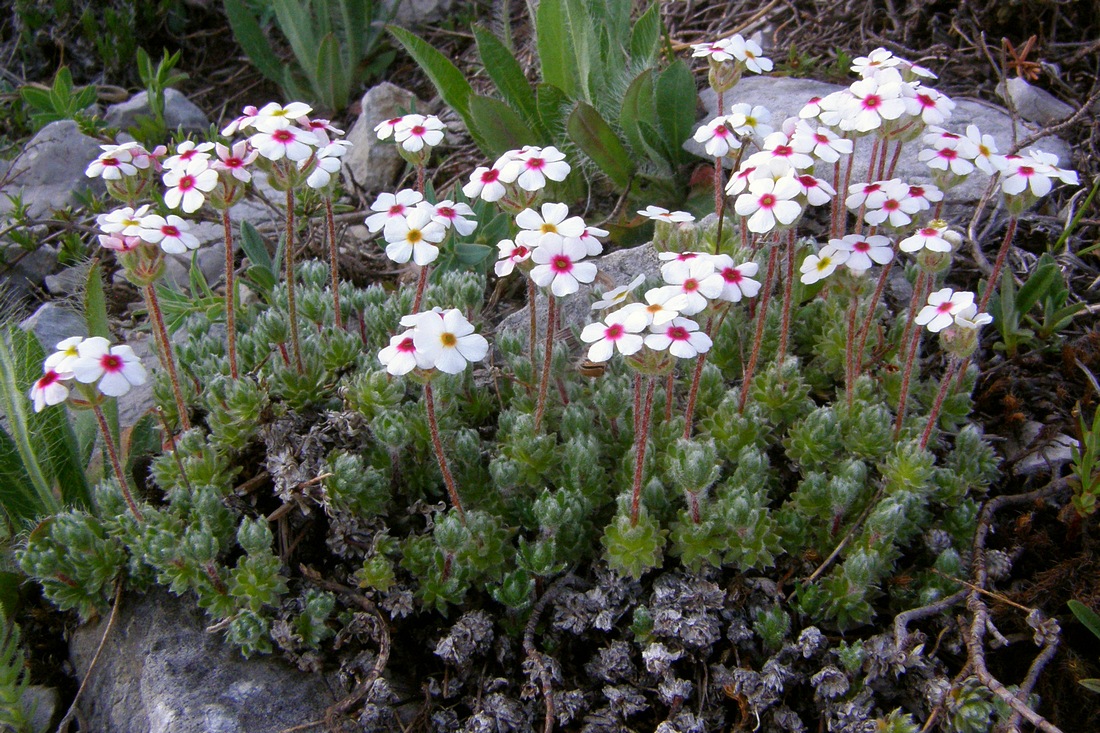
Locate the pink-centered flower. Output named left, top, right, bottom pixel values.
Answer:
left=916, top=288, right=975, bottom=333
left=85, top=143, right=138, bottom=180
left=378, top=329, right=428, bottom=376
left=71, top=337, right=147, bottom=397
left=137, top=214, right=200, bottom=254
left=705, top=256, right=761, bottom=302
left=303, top=140, right=352, bottom=189
left=431, top=200, right=477, bottom=236
left=30, top=369, right=70, bottom=412
left=904, top=183, right=943, bottom=211
left=580, top=309, right=646, bottom=362
left=638, top=206, right=695, bottom=223
left=164, top=141, right=214, bottom=171
left=163, top=159, right=219, bottom=213
left=98, top=233, right=141, bottom=253
left=747, top=131, right=814, bottom=170
left=693, top=116, right=741, bottom=158
left=899, top=224, right=954, bottom=253
left=249, top=125, right=319, bottom=162
left=725, top=34, right=773, bottom=74
left=794, top=174, right=837, bottom=206
left=734, top=175, right=803, bottom=233
left=578, top=225, right=607, bottom=257
left=411, top=308, right=488, bottom=374
left=829, top=234, right=893, bottom=273
left=529, top=238, right=597, bottom=297
left=905, top=86, right=955, bottom=126
left=393, top=114, right=445, bottom=153
left=221, top=105, right=259, bottom=136
left=918, top=139, right=975, bottom=176
left=645, top=317, right=713, bottom=359
left=657, top=256, right=722, bottom=316
left=861, top=179, right=922, bottom=228
left=373, top=116, right=405, bottom=140
left=844, top=75, right=908, bottom=132
left=462, top=165, right=507, bottom=202
left=365, top=189, right=424, bottom=233
left=515, top=202, right=586, bottom=249
left=501, top=146, right=571, bottom=191
left=213, top=141, right=257, bottom=182
left=790, top=122, right=853, bottom=164
left=494, top=239, right=532, bottom=277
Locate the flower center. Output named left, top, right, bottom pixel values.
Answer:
left=909, top=186, right=924, bottom=197
left=436, top=207, right=455, bottom=219
left=227, top=157, right=242, bottom=167
left=440, top=333, right=457, bottom=347
left=605, top=324, right=624, bottom=340
left=39, top=371, right=60, bottom=387
left=103, top=157, right=119, bottom=167
left=480, top=169, right=500, bottom=183
left=714, top=126, right=729, bottom=138
left=388, top=204, right=406, bottom=216
left=162, top=225, right=180, bottom=237
left=917, top=93, right=934, bottom=108
left=759, top=193, right=776, bottom=208
left=407, top=229, right=422, bottom=243
left=540, top=223, right=558, bottom=235
left=936, top=302, right=953, bottom=314
left=773, top=145, right=792, bottom=157
left=551, top=255, right=573, bottom=273
left=883, top=199, right=899, bottom=211
left=178, top=176, right=195, bottom=192
left=798, top=175, right=817, bottom=188
left=668, top=326, right=689, bottom=340
left=722, top=267, right=742, bottom=284
left=863, top=94, right=881, bottom=109
left=101, top=354, right=123, bottom=372
left=939, top=148, right=958, bottom=160
left=682, top=279, right=699, bottom=292
left=526, top=157, right=546, bottom=171
left=411, top=125, right=426, bottom=136
left=816, top=257, right=833, bottom=271
left=397, top=337, right=415, bottom=353
left=1018, top=166, right=1034, bottom=177
left=273, top=130, right=293, bottom=143
left=512, top=246, right=528, bottom=259
left=854, top=241, right=870, bottom=252
left=814, top=133, right=829, bottom=144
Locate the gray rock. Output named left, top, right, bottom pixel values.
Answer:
left=71, top=588, right=333, bottom=733
left=386, top=0, right=457, bottom=26
left=44, top=265, right=88, bottom=296
left=20, top=685, right=60, bottom=733
left=997, top=77, right=1075, bottom=126
left=1010, top=420, right=1078, bottom=476
left=0, top=242, right=59, bottom=303
left=104, top=89, right=211, bottom=135
left=19, top=302, right=87, bottom=350
left=115, top=332, right=157, bottom=428
left=343, top=83, right=422, bottom=194
left=0, top=120, right=106, bottom=218
left=689, top=77, right=1073, bottom=205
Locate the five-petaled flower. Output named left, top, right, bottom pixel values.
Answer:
left=529, top=238, right=597, bottom=297
left=916, top=288, right=976, bottom=333
left=410, top=309, right=489, bottom=374
left=71, top=337, right=148, bottom=397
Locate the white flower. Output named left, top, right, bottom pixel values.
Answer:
left=299, top=116, right=344, bottom=145
left=97, top=205, right=150, bottom=236
left=906, top=86, right=955, bottom=126
left=71, top=337, right=147, bottom=397
left=690, top=39, right=735, bottom=63
left=373, top=116, right=405, bottom=140
left=137, top=214, right=200, bottom=254
left=213, top=141, right=257, bottom=183
left=430, top=200, right=477, bottom=236
left=645, top=317, right=713, bottom=359
left=794, top=173, right=836, bottom=207
left=1000, top=151, right=1077, bottom=198
left=734, top=175, right=803, bottom=233
left=918, top=137, right=975, bottom=176
left=953, top=304, right=993, bottom=330
left=98, top=233, right=141, bottom=253
left=727, top=103, right=774, bottom=141
left=704, top=256, right=761, bottom=302
left=790, top=123, right=853, bottom=164
left=577, top=225, right=607, bottom=257
left=899, top=224, right=954, bottom=253
left=844, top=75, right=908, bottom=132
left=861, top=179, right=922, bottom=228
left=252, top=101, right=313, bottom=133
left=916, top=288, right=975, bottom=333
left=462, top=165, right=507, bottom=202
left=393, top=114, right=446, bottom=153
left=845, top=181, right=886, bottom=210
left=592, top=274, right=646, bottom=310
left=383, top=205, right=447, bottom=266
left=962, top=125, right=1001, bottom=175
left=30, top=369, right=70, bottom=412
left=725, top=34, right=773, bottom=74
left=746, top=131, right=814, bottom=170
left=249, top=125, right=320, bottom=162
left=799, top=244, right=850, bottom=284
left=829, top=234, right=893, bottom=273
left=501, top=146, right=571, bottom=191
left=852, top=48, right=900, bottom=77
left=618, top=289, right=689, bottom=331
left=903, top=183, right=943, bottom=211
left=494, top=239, right=533, bottom=277
left=580, top=309, right=646, bottom=362
left=365, top=189, right=424, bottom=233
left=638, top=206, right=695, bottom=223
left=163, top=141, right=215, bottom=171
left=85, top=143, right=138, bottom=180
left=693, top=116, right=741, bottom=158
left=303, top=140, right=352, bottom=189
left=657, top=256, right=721, bottom=316
left=412, top=309, right=489, bottom=374
left=529, top=238, right=597, bottom=297
left=44, top=336, right=83, bottom=375
left=221, top=105, right=259, bottom=136
left=378, top=329, right=428, bottom=376
left=163, top=159, right=219, bottom=213
left=515, top=202, right=586, bottom=249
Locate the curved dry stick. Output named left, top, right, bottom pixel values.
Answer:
left=58, top=580, right=124, bottom=733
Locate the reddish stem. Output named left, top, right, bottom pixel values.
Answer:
left=845, top=288, right=859, bottom=408
left=412, top=265, right=430, bottom=313
left=854, top=258, right=895, bottom=375
left=221, top=210, right=238, bottom=379
left=630, top=376, right=657, bottom=527
left=326, top=197, right=343, bottom=330
left=534, top=296, right=557, bottom=431
left=978, top=217, right=1019, bottom=313
left=738, top=244, right=779, bottom=412
left=93, top=404, right=143, bottom=521
left=143, top=285, right=191, bottom=431
left=919, top=358, right=961, bottom=450
left=665, top=371, right=675, bottom=421
left=893, top=274, right=929, bottom=440
left=777, top=229, right=796, bottom=360
left=424, top=381, right=465, bottom=524
left=285, top=188, right=303, bottom=373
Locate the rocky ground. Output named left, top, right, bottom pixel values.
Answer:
left=1, top=0, right=1098, bottom=730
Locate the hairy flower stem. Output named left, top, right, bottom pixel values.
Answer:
left=897, top=270, right=928, bottom=374
left=220, top=210, right=239, bottom=380
left=92, top=404, right=143, bottom=521
left=688, top=493, right=701, bottom=524
left=777, top=229, right=797, bottom=360
left=682, top=351, right=709, bottom=439
left=738, top=244, right=779, bottom=412
left=630, top=375, right=656, bottom=527
left=412, top=265, right=430, bottom=313
left=424, top=381, right=465, bottom=525
left=416, top=164, right=426, bottom=195
left=284, top=188, right=303, bottom=373
left=919, top=357, right=961, bottom=449
left=527, top=279, right=537, bottom=384
left=884, top=138, right=904, bottom=179
left=893, top=275, right=929, bottom=439
left=845, top=289, right=860, bottom=408
left=143, top=285, right=191, bottom=431
left=533, top=296, right=557, bottom=431
left=978, top=216, right=1019, bottom=313
left=854, top=258, right=895, bottom=374
left=838, top=140, right=857, bottom=237
left=665, top=371, right=675, bottom=421
left=830, top=160, right=843, bottom=238
left=325, top=197, right=343, bottom=330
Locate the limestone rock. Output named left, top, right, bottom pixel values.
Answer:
left=688, top=77, right=1073, bottom=204
left=0, top=242, right=59, bottom=303
left=0, top=120, right=105, bottom=218
left=70, top=588, right=333, bottom=733
left=997, top=77, right=1075, bottom=126
left=104, top=89, right=211, bottom=135
left=19, top=302, right=87, bottom=350
left=343, top=83, right=422, bottom=194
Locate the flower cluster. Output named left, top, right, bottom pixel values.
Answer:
left=31, top=336, right=147, bottom=411
left=378, top=308, right=489, bottom=376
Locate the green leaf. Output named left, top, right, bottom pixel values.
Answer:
left=562, top=0, right=595, bottom=102
left=1069, top=599, right=1100, bottom=640
left=314, top=33, right=349, bottom=112
left=638, top=119, right=676, bottom=170
left=0, top=427, right=36, bottom=526
left=388, top=26, right=475, bottom=124
left=629, top=4, right=662, bottom=66
left=239, top=221, right=273, bottom=273
left=535, top=0, right=577, bottom=99
left=123, top=413, right=162, bottom=476
left=567, top=102, right=634, bottom=190
left=468, top=94, right=538, bottom=158
left=535, top=83, right=569, bottom=136
left=84, top=263, right=119, bottom=446
left=272, top=0, right=319, bottom=81
left=1015, top=261, right=1058, bottom=316
left=0, top=327, right=58, bottom=517
left=473, top=26, right=545, bottom=140
left=18, top=87, right=53, bottom=112
left=620, top=69, right=668, bottom=171
left=454, top=242, right=493, bottom=266
left=223, top=0, right=288, bottom=84
left=655, top=59, right=697, bottom=166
